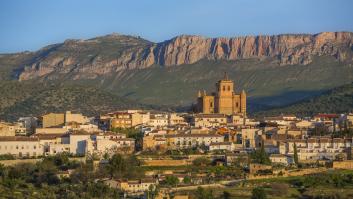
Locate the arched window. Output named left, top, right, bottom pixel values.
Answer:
left=223, top=86, right=225, bottom=91
left=228, top=85, right=231, bottom=91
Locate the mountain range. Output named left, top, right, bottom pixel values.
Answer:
left=0, top=31, right=353, bottom=119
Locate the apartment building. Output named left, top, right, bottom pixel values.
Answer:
left=193, top=114, right=227, bottom=128
left=165, top=133, right=224, bottom=149
left=279, top=137, right=353, bottom=161
left=0, top=136, right=42, bottom=157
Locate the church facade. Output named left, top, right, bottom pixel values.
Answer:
left=196, top=73, right=246, bottom=115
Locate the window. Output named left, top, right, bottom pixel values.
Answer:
left=223, top=86, right=225, bottom=91
left=210, top=102, right=213, bottom=107
left=236, top=102, right=239, bottom=107
left=228, top=86, right=230, bottom=91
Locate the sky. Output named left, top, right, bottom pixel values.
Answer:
left=1, top=0, right=353, bottom=53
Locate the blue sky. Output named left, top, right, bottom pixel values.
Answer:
left=1, top=0, right=353, bottom=53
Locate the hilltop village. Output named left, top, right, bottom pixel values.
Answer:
left=1, top=75, right=353, bottom=198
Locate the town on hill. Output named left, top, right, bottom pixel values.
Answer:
left=1, top=75, right=353, bottom=198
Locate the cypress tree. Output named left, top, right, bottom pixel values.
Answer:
left=293, top=142, right=298, bottom=165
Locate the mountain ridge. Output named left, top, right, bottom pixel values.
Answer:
left=14, top=31, right=353, bottom=81
left=0, top=31, right=353, bottom=114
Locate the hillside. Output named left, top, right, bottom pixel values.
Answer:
left=0, top=81, right=150, bottom=121
left=0, top=32, right=353, bottom=115
left=253, top=82, right=353, bottom=117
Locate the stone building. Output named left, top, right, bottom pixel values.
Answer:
left=41, top=111, right=90, bottom=128
left=196, top=73, right=246, bottom=115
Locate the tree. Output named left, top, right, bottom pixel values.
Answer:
left=183, top=176, right=191, bottom=184
left=251, top=187, right=267, bottom=199
left=222, top=191, right=231, bottom=199
left=250, top=144, right=271, bottom=165
left=165, top=175, right=179, bottom=187
left=0, top=163, right=7, bottom=180
left=293, top=143, right=299, bottom=165
left=332, top=173, right=346, bottom=188
left=146, top=184, right=159, bottom=199
left=192, top=157, right=211, bottom=167
left=70, top=162, right=94, bottom=184
left=107, top=154, right=126, bottom=179
left=194, top=187, right=214, bottom=199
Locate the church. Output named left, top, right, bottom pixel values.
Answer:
left=196, top=73, right=246, bottom=115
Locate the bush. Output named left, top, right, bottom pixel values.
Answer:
left=192, top=157, right=211, bottom=167
left=251, top=187, right=267, bottom=199
left=271, top=183, right=289, bottom=196
left=0, top=154, right=15, bottom=160
left=165, top=175, right=179, bottom=187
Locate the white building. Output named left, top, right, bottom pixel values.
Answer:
left=269, top=154, right=293, bottom=165
left=148, top=114, right=168, bottom=127
left=95, top=132, right=135, bottom=154
left=0, top=136, right=42, bottom=157
left=166, top=133, right=224, bottom=149
left=209, top=142, right=234, bottom=151
left=280, top=137, right=352, bottom=161
left=193, top=114, right=227, bottom=128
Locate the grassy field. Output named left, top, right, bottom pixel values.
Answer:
left=176, top=170, right=353, bottom=199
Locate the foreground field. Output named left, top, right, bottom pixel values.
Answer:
left=174, top=170, right=353, bottom=199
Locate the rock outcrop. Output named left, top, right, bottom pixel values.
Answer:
left=18, top=32, right=353, bottom=81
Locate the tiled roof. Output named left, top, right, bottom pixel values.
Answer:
left=0, top=136, right=39, bottom=142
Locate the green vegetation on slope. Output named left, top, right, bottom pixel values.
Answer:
left=254, top=82, right=353, bottom=117
left=91, top=56, right=353, bottom=111
left=0, top=80, right=150, bottom=121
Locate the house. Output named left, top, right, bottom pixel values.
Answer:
left=116, top=179, right=157, bottom=193
left=37, top=133, right=70, bottom=155
left=269, top=154, right=293, bottom=165
left=241, top=128, right=262, bottom=149
left=280, top=137, right=352, bottom=162
left=193, top=114, right=227, bottom=128
left=96, top=132, right=135, bottom=154
left=168, top=113, right=187, bottom=126
left=64, top=111, right=90, bottom=125
left=41, top=113, right=65, bottom=128
left=148, top=114, right=169, bottom=127
left=41, top=111, right=90, bottom=128
left=165, top=133, right=224, bottom=149
left=35, top=127, right=69, bottom=135
left=0, top=122, right=17, bottom=136
left=69, top=131, right=94, bottom=155
left=209, top=142, right=234, bottom=151
left=17, top=117, right=38, bottom=135
left=0, top=136, right=42, bottom=157
left=143, top=134, right=167, bottom=150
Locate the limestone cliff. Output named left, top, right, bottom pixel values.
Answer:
left=18, top=32, right=353, bottom=81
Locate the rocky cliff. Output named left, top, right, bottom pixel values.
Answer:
left=18, top=32, right=353, bottom=81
